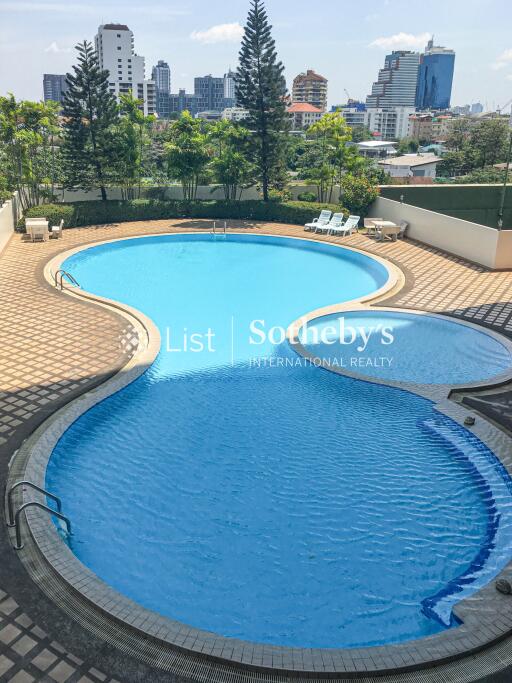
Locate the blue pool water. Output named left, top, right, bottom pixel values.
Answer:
left=46, top=234, right=512, bottom=649
left=303, top=310, right=512, bottom=385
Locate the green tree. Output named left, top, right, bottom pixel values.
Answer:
left=0, top=95, right=60, bottom=209
left=446, top=118, right=472, bottom=152
left=469, top=118, right=509, bottom=167
left=208, top=120, right=256, bottom=200
left=116, top=93, right=154, bottom=198
left=236, top=0, right=289, bottom=201
left=298, top=112, right=357, bottom=203
left=61, top=41, right=119, bottom=200
left=165, top=111, right=211, bottom=201
left=351, top=125, right=373, bottom=143
left=397, top=137, right=419, bottom=154
left=341, top=174, right=379, bottom=217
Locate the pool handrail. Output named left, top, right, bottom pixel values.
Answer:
left=13, top=501, right=71, bottom=550
left=7, top=480, right=63, bottom=527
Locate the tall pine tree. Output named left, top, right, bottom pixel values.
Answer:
left=236, top=0, right=288, bottom=202
left=62, top=41, right=119, bottom=201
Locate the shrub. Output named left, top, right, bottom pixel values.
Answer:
left=0, top=189, right=13, bottom=206
left=340, top=174, right=379, bottom=217
left=297, top=191, right=317, bottom=203
left=22, top=199, right=348, bottom=230
left=23, top=204, right=75, bottom=230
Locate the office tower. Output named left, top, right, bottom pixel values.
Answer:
left=365, top=51, right=420, bottom=139
left=292, top=70, right=328, bottom=112
left=415, top=38, right=455, bottom=110
left=43, top=74, right=68, bottom=104
left=194, top=75, right=226, bottom=111
left=169, top=89, right=202, bottom=117
left=367, top=51, right=420, bottom=108
left=471, top=102, right=484, bottom=114
left=94, top=23, right=155, bottom=115
left=152, top=60, right=171, bottom=118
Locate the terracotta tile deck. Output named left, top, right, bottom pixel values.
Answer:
left=1, top=218, right=512, bottom=681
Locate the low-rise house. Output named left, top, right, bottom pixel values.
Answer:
left=356, top=140, right=397, bottom=158
left=378, top=153, right=442, bottom=180
left=287, top=102, right=324, bottom=131
left=222, top=107, right=250, bottom=122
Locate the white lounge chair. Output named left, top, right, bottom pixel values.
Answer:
left=305, top=209, right=332, bottom=232
left=319, top=212, right=345, bottom=234
left=330, top=215, right=360, bottom=237
left=51, top=218, right=64, bottom=239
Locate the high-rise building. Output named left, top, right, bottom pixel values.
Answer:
left=43, top=74, right=68, bottom=104
left=169, top=89, right=202, bottom=117
left=367, top=51, right=420, bottom=109
left=292, top=70, right=328, bottom=112
left=365, top=51, right=420, bottom=139
left=365, top=106, right=415, bottom=141
left=152, top=60, right=171, bottom=93
left=223, top=70, right=236, bottom=104
left=94, top=23, right=155, bottom=115
left=152, top=60, right=171, bottom=118
left=194, top=75, right=226, bottom=111
left=471, top=102, right=484, bottom=114
left=415, top=38, right=455, bottom=111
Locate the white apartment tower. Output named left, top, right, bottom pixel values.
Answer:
left=223, top=70, right=236, bottom=103
left=94, top=23, right=155, bottom=116
left=366, top=51, right=420, bottom=108
left=365, top=50, right=420, bottom=139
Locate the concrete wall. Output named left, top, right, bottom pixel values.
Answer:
left=0, top=193, right=19, bottom=255
left=380, top=184, right=512, bottom=229
left=368, top=196, right=508, bottom=269
left=58, top=184, right=337, bottom=203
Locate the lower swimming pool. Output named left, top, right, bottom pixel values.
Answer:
left=45, top=233, right=512, bottom=650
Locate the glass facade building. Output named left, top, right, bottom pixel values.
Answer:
left=415, top=40, right=455, bottom=110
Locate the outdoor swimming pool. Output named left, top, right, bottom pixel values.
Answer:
left=45, top=233, right=512, bottom=650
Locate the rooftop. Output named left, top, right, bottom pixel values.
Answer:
left=357, top=140, right=397, bottom=148
left=287, top=102, right=323, bottom=113
left=379, top=154, right=442, bottom=167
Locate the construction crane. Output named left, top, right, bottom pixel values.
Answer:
left=497, top=98, right=512, bottom=115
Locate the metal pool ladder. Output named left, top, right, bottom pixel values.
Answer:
left=6, top=481, right=71, bottom=550
left=53, top=269, right=80, bottom=290
left=211, top=221, right=227, bottom=238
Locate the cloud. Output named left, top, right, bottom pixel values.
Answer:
left=369, top=32, right=431, bottom=50
left=190, top=23, right=244, bottom=45
left=44, top=41, right=71, bottom=54
left=492, top=48, right=512, bottom=70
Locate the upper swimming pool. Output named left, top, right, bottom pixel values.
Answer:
left=46, top=233, right=512, bottom=650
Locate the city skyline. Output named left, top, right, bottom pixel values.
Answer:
left=1, top=0, right=512, bottom=111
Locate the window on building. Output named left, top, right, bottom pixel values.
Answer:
left=117, top=46, right=121, bottom=50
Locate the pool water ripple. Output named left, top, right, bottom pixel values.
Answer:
left=45, top=234, right=512, bottom=649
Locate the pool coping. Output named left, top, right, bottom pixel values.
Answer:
left=6, top=231, right=512, bottom=678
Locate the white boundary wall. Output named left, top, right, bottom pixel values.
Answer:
left=368, top=196, right=512, bottom=270
left=58, top=184, right=340, bottom=203
left=0, top=193, right=18, bottom=256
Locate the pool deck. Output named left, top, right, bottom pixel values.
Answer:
left=2, top=218, right=512, bottom=682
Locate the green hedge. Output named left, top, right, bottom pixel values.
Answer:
left=23, top=199, right=348, bottom=230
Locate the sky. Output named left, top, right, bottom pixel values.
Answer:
left=1, top=0, right=512, bottom=111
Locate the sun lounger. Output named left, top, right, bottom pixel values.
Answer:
left=305, top=209, right=332, bottom=232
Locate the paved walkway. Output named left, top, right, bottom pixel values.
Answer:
left=1, top=219, right=512, bottom=682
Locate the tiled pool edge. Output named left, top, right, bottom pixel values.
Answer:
left=6, top=232, right=512, bottom=679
